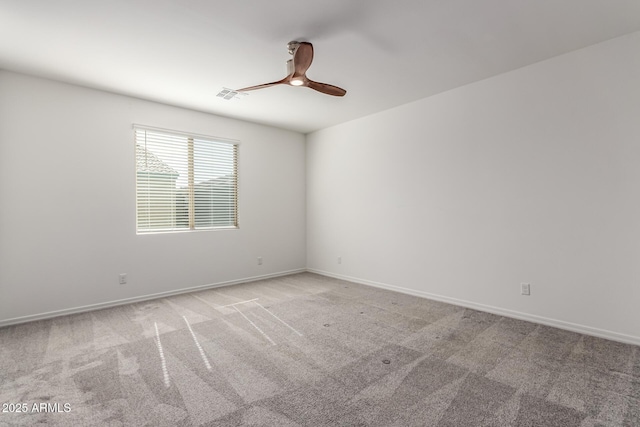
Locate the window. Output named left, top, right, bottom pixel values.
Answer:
left=134, top=126, right=238, bottom=233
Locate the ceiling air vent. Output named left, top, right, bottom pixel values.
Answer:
left=216, top=88, right=247, bottom=101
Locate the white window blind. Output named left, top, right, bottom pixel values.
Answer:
left=135, top=126, right=238, bottom=233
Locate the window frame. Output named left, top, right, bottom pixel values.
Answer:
left=133, top=124, right=239, bottom=234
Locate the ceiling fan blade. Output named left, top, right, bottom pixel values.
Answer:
left=292, top=42, right=314, bottom=77
left=237, top=78, right=287, bottom=92
left=307, top=80, right=347, bottom=97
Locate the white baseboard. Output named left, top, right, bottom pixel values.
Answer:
left=5, top=267, right=639, bottom=347
left=0, top=269, right=306, bottom=328
left=307, top=268, right=640, bottom=347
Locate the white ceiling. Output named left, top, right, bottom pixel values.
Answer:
left=1, top=1, right=640, bottom=134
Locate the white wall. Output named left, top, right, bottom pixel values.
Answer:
left=0, top=71, right=306, bottom=324
left=307, top=32, right=640, bottom=344
left=3, top=33, right=640, bottom=344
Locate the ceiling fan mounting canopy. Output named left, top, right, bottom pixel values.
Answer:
left=287, top=40, right=300, bottom=55
left=236, top=41, right=347, bottom=97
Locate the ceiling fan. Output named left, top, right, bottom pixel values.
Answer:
left=236, top=41, right=347, bottom=97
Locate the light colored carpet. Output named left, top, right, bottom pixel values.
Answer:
left=0, top=272, right=638, bottom=426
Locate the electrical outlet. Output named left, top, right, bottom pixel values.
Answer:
left=337, top=256, right=342, bottom=264
left=521, top=283, right=530, bottom=296
left=257, top=257, right=263, bottom=265
left=119, top=274, right=127, bottom=285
